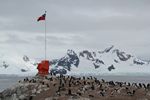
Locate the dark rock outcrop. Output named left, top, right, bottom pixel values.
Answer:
left=23, top=55, right=30, bottom=62
left=113, top=49, right=131, bottom=61
left=108, top=65, right=115, bottom=71
left=51, top=49, right=79, bottom=74
left=99, top=45, right=114, bottom=54
left=133, top=58, right=147, bottom=65
left=2, top=61, right=9, bottom=68
left=79, top=50, right=95, bottom=61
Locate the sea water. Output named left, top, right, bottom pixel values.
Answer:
left=0, top=75, right=25, bottom=92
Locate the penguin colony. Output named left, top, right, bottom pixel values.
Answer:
left=1, top=75, right=150, bottom=100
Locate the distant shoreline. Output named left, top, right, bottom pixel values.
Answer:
left=1, top=72, right=150, bottom=77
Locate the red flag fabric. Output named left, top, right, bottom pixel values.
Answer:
left=37, top=13, right=46, bottom=21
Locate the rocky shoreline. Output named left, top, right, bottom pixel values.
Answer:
left=0, top=75, right=150, bottom=100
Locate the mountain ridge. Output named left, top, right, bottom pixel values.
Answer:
left=0, top=46, right=149, bottom=75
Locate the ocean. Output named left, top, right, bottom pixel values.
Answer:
left=0, top=75, right=25, bottom=92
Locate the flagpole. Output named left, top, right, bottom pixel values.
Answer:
left=45, top=11, right=47, bottom=60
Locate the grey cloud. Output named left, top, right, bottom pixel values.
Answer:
left=0, top=0, right=150, bottom=33
left=0, top=33, right=29, bottom=44
left=0, top=0, right=150, bottom=59
left=35, top=35, right=66, bottom=46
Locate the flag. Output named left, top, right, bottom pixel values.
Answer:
left=37, top=13, right=46, bottom=21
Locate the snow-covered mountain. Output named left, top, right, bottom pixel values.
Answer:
left=0, top=54, right=38, bottom=76
left=51, top=46, right=150, bottom=75
left=0, top=46, right=150, bottom=76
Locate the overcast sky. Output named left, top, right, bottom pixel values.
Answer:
left=0, top=0, right=150, bottom=59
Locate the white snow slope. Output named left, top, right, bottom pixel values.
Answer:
left=0, top=46, right=150, bottom=76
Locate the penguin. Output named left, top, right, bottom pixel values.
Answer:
left=89, top=94, right=94, bottom=98
left=29, top=96, right=33, bottom=100
left=138, top=83, right=142, bottom=88
left=68, top=89, right=72, bottom=95
left=76, top=92, right=82, bottom=96
left=91, top=84, right=95, bottom=90
left=101, top=79, right=105, bottom=83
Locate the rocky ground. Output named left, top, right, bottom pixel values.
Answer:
left=0, top=75, right=150, bottom=100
